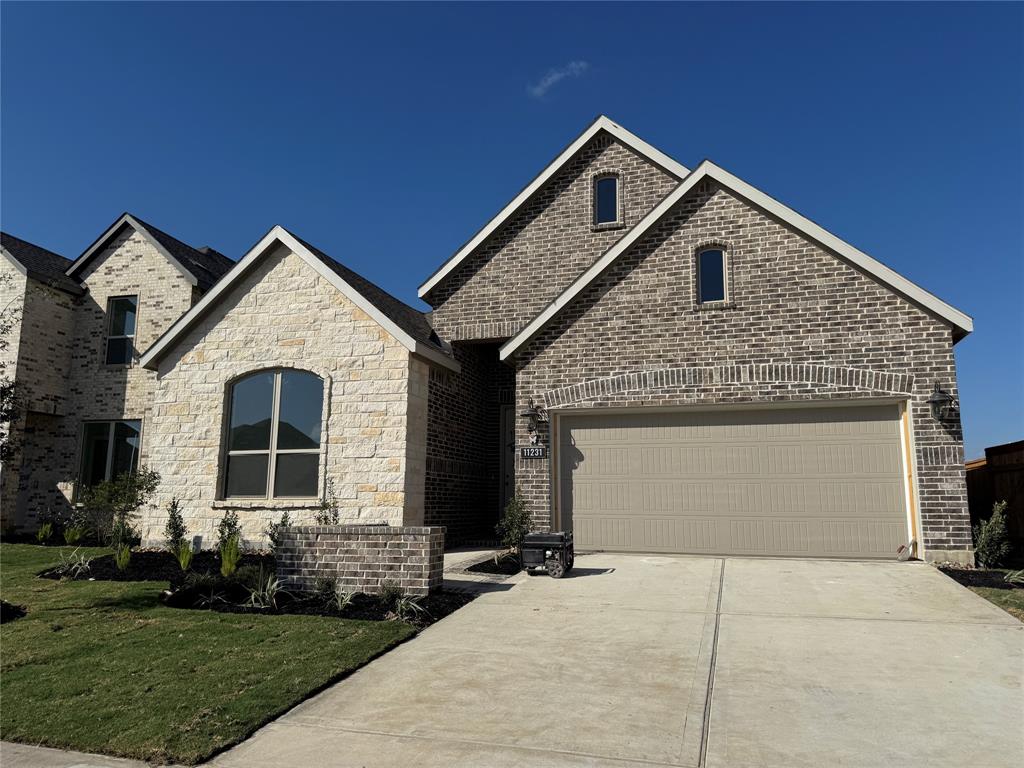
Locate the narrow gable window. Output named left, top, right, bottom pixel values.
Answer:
left=594, top=175, right=620, bottom=225
left=223, top=369, right=324, bottom=499
left=697, top=249, right=727, bottom=304
left=105, top=296, right=137, bottom=365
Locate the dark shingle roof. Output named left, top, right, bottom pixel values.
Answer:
left=1, top=232, right=83, bottom=295
left=286, top=230, right=446, bottom=354
left=129, top=215, right=234, bottom=291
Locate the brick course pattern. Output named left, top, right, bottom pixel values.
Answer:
left=275, top=525, right=445, bottom=596
left=425, top=134, right=678, bottom=340
left=510, top=181, right=971, bottom=563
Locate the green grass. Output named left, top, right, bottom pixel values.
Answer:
left=0, top=543, right=414, bottom=764
left=970, top=586, right=1024, bottom=621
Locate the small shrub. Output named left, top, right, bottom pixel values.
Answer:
left=63, top=526, right=84, bottom=545
left=332, top=585, right=355, bottom=614
left=114, top=544, right=132, bottom=572
left=175, top=540, right=194, bottom=571
left=314, top=479, right=340, bottom=525
left=496, top=487, right=531, bottom=554
left=393, top=595, right=428, bottom=622
left=36, top=522, right=53, bottom=543
left=54, top=548, right=91, bottom=580
left=232, top=564, right=262, bottom=591
left=216, top=510, right=242, bottom=551
left=974, top=500, right=1012, bottom=568
left=264, top=511, right=291, bottom=555
left=220, top=535, right=242, bottom=578
left=379, top=579, right=403, bottom=610
left=1005, top=569, right=1024, bottom=586
left=75, top=467, right=159, bottom=547
left=163, top=498, right=187, bottom=554
left=185, top=570, right=224, bottom=608
left=245, top=566, right=289, bottom=610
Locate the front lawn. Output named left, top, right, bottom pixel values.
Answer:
left=939, top=565, right=1024, bottom=622
left=0, top=543, right=414, bottom=764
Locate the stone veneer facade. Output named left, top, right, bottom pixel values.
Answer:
left=144, top=245, right=429, bottom=546
left=275, top=525, right=445, bottom=596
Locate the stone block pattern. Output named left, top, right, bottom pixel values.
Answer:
left=144, top=246, right=421, bottom=546
left=425, top=133, right=678, bottom=339
left=276, top=525, right=445, bottom=596
left=510, top=181, right=971, bottom=561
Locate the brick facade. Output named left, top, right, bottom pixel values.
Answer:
left=276, top=525, right=445, bottom=596
left=507, top=182, right=970, bottom=562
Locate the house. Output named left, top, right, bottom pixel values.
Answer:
left=0, top=116, right=975, bottom=565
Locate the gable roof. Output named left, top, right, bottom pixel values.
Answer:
left=417, top=115, right=690, bottom=299
left=139, top=226, right=459, bottom=372
left=1, top=231, right=84, bottom=295
left=66, top=213, right=234, bottom=292
left=499, top=159, right=974, bottom=361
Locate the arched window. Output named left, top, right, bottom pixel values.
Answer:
left=593, top=173, right=621, bottom=225
left=223, top=370, right=323, bottom=498
left=697, top=248, right=728, bottom=304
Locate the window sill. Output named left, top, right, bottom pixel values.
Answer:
left=591, top=221, right=626, bottom=233
left=212, top=499, right=322, bottom=510
left=694, top=301, right=737, bottom=312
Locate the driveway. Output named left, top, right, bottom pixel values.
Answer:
left=211, top=554, right=1023, bottom=768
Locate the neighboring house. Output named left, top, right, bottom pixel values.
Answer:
left=966, top=440, right=1024, bottom=548
left=0, top=116, right=975, bottom=564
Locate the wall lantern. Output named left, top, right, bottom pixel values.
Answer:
left=926, top=383, right=956, bottom=421
left=519, top=399, right=547, bottom=444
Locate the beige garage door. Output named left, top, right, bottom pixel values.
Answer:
left=559, top=404, right=909, bottom=558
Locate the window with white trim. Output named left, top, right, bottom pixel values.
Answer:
left=105, top=296, right=137, bottom=365
left=79, top=420, right=142, bottom=489
left=223, top=370, right=324, bottom=499
left=593, top=174, right=621, bottom=225
left=697, top=248, right=728, bottom=304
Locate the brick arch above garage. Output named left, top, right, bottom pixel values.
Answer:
left=541, top=364, right=914, bottom=408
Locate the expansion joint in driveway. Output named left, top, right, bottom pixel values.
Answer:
left=697, top=559, right=726, bottom=768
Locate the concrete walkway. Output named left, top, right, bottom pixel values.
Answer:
left=209, top=554, right=1023, bottom=768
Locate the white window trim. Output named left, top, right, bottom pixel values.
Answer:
left=223, top=370, right=323, bottom=500
left=592, top=171, right=624, bottom=229
left=105, top=295, right=138, bottom=366
left=696, top=247, right=730, bottom=305
left=76, top=419, right=143, bottom=495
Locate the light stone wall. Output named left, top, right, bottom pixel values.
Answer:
left=143, top=245, right=424, bottom=547
left=0, top=263, right=27, bottom=523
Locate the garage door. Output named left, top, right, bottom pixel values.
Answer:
left=558, top=404, right=908, bottom=558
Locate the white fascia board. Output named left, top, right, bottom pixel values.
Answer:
left=65, top=213, right=198, bottom=286
left=500, top=161, right=972, bottom=360
left=417, top=115, right=689, bottom=299
left=1, top=247, right=28, bottom=277
left=140, top=226, right=460, bottom=373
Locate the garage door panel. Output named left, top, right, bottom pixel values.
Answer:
left=561, top=405, right=908, bottom=559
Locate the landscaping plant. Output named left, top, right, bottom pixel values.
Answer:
left=220, top=535, right=242, bottom=577
left=495, top=487, right=531, bottom=555
left=114, top=544, right=132, bottom=572
left=1005, top=569, right=1024, bottom=586
left=216, top=509, right=242, bottom=551
left=393, top=594, right=428, bottom=622
left=163, top=498, right=187, bottom=553
left=314, top=479, right=340, bottom=525
left=175, top=540, right=194, bottom=571
left=36, top=522, right=53, bottom=543
left=973, top=500, right=1012, bottom=568
left=264, top=511, right=291, bottom=554
left=54, top=548, right=92, bottom=580
left=245, top=566, right=289, bottom=610
left=379, top=579, right=403, bottom=610
left=63, top=526, right=84, bottom=545
left=75, top=468, right=160, bottom=547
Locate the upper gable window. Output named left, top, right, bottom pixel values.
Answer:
left=593, top=174, right=621, bottom=226
left=223, top=369, right=324, bottom=499
left=105, top=296, right=137, bottom=365
left=697, top=249, right=728, bottom=304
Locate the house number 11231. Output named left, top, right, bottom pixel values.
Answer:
left=520, top=446, right=547, bottom=459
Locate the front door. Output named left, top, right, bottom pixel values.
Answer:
left=499, top=404, right=516, bottom=513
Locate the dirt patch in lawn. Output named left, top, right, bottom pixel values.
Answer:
left=1, top=599, right=26, bottom=623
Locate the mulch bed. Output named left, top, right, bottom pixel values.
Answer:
left=1, top=599, right=27, bottom=624
left=939, top=566, right=1023, bottom=591
left=38, top=549, right=274, bottom=584
left=466, top=552, right=522, bottom=575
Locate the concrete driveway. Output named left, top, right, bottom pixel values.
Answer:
left=211, top=554, right=1023, bottom=768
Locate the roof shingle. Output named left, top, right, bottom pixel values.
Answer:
left=1, top=232, right=83, bottom=295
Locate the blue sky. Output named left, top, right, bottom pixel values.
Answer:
left=1, top=2, right=1021, bottom=457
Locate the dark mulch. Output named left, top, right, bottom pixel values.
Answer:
left=466, top=552, right=522, bottom=575
left=939, top=566, right=1023, bottom=591
left=39, top=549, right=274, bottom=583
left=1, top=599, right=27, bottom=624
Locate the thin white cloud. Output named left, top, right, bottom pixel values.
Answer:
left=528, top=61, right=590, bottom=99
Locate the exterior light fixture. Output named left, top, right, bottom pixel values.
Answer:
left=519, top=399, right=547, bottom=445
left=926, top=383, right=956, bottom=421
